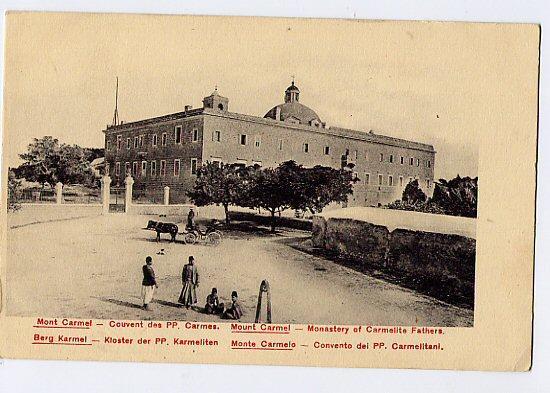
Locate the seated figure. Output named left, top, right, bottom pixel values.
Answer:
left=205, top=288, right=224, bottom=314
left=222, top=291, right=243, bottom=320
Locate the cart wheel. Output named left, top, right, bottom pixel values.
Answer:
left=207, top=232, right=221, bottom=246
left=184, top=232, right=197, bottom=245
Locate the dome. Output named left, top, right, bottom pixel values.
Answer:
left=264, top=80, right=322, bottom=125
left=264, top=102, right=322, bottom=125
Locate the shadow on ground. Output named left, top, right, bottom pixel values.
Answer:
left=281, top=237, right=474, bottom=310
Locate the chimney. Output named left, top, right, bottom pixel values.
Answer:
left=275, top=106, right=281, bottom=121
left=185, top=105, right=193, bottom=112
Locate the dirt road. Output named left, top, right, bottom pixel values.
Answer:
left=6, top=213, right=473, bottom=326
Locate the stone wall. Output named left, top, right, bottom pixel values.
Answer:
left=312, top=207, right=476, bottom=307
left=128, top=204, right=194, bottom=216
left=8, top=204, right=102, bottom=228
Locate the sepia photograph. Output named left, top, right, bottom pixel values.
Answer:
left=0, top=11, right=538, bottom=374
left=2, top=14, right=485, bottom=329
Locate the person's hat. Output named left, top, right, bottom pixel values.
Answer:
left=231, top=291, right=238, bottom=297
left=146, top=256, right=152, bottom=263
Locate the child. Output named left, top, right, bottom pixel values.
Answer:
left=141, top=256, right=158, bottom=310
left=205, top=288, right=224, bottom=314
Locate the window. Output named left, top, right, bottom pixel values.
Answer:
left=161, top=133, right=167, bottom=146
left=380, top=153, right=384, bottom=162
left=115, top=162, right=120, bottom=177
left=190, top=158, right=198, bottom=175
left=378, top=174, right=383, bottom=186
left=365, top=152, right=369, bottom=160
left=132, top=162, right=139, bottom=176
left=125, top=162, right=130, bottom=176
left=150, top=161, right=156, bottom=176
left=278, top=139, right=283, bottom=150
left=427, top=160, right=431, bottom=168
left=303, top=143, right=309, bottom=153
left=175, top=126, right=183, bottom=144
left=354, top=150, right=358, bottom=160
left=192, top=128, right=199, bottom=142
left=239, top=134, right=247, bottom=145
left=388, top=175, right=394, bottom=186
left=416, top=158, right=420, bottom=167
left=400, top=156, right=404, bottom=165
left=426, top=179, right=431, bottom=188
left=353, top=172, right=359, bottom=180
left=139, top=135, right=144, bottom=148
left=399, top=176, right=404, bottom=187
left=133, top=137, right=138, bottom=149
left=152, top=134, right=158, bottom=147
left=365, top=173, right=370, bottom=185
left=255, top=135, right=261, bottom=148
left=116, top=135, right=122, bottom=150
left=127, top=138, right=131, bottom=149
left=213, top=130, right=221, bottom=142
left=324, top=146, right=330, bottom=155
left=409, top=157, right=414, bottom=165
left=389, top=154, right=394, bottom=163
left=141, top=161, right=147, bottom=177
left=160, top=160, right=166, bottom=177
left=106, top=141, right=111, bottom=151
left=174, top=159, right=180, bottom=176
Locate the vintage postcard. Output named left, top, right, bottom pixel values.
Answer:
left=0, top=13, right=539, bottom=371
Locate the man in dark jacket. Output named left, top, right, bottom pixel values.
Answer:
left=142, top=256, right=158, bottom=310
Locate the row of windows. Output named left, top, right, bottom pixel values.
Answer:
left=114, top=158, right=199, bottom=178
left=355, top=173, right=431, bottom=188
left=115, top=126, right=200, bottom=150
left=235, top=133, right=432, bottom=168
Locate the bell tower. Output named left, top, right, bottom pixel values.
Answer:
left=203, top=87, right=229, bottom=111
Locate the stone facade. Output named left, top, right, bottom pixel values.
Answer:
left=104, top=83, right=435, bottom=206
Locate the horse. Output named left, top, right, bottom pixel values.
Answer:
left=146, top=220, right=179, bottom=242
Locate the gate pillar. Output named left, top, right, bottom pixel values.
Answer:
left=55, top=182, right=63, bottom=205
left=164, top=186, right=170, bottom=205
left=125, top=175, right=134, bottom=213
left=101, top=175, right=111, bottom=214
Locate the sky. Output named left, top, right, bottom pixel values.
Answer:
left=0, top=13, right=500, bottom=180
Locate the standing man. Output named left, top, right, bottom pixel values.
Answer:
left=141, top=256, right=158, bottom=310
left=178, top=256, right=199, bottom=309
left=187, top=207, right=196, bottom=231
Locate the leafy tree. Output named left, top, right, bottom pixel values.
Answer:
left=243, top=164, right=297, bottom=232
left=401, top=179, right=427, bottom=205
left=187, top=162, right=246, bottom=224
left=14, top=136, right=96, bottom=187
left=291, top=164, right=357, bottom=214
left=244, top=161, right=357, bottom=232
left=431, top=175, right=478, bottom=217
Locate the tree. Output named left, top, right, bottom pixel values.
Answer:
left=402, top=179, right=427, bottom=205
left=291, top=164, right=357, bottom=213
left=244, top=161, right=357, bottom=232
left=15, top=136, right=96, bottom=187
left=187, top=162, right=246, bottom=224
left=244, top=165, right=297, bottom=232
left=431, top=175, right=478, bottom=217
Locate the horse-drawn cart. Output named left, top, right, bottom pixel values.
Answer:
left=144, top=220, right=222, bottom=246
